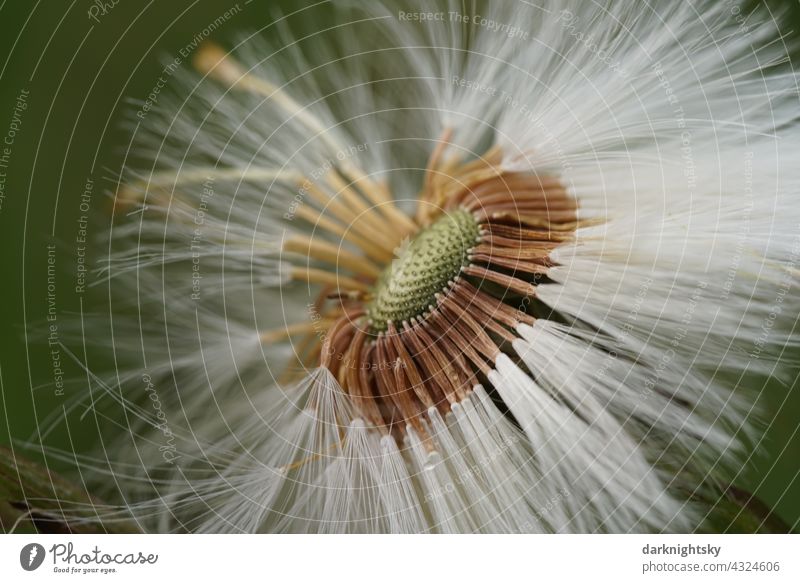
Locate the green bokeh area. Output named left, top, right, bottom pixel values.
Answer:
left=0, top=0, right=798, bottom=533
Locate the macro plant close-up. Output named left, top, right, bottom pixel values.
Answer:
left=1, top=0, right=800, bottom=544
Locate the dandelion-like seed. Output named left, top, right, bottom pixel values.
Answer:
left=77, top=1, right=799, bottom=533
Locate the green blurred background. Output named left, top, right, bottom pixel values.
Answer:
left=0, top=0, right=798, bottom=531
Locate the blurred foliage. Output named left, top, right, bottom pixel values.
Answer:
left=0, top=446, right=137, bottom=533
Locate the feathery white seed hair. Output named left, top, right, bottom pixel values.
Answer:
left=66, top=0, right=799, bottom=533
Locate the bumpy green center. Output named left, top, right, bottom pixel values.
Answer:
left=366, top=209, right=479, bottom=332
